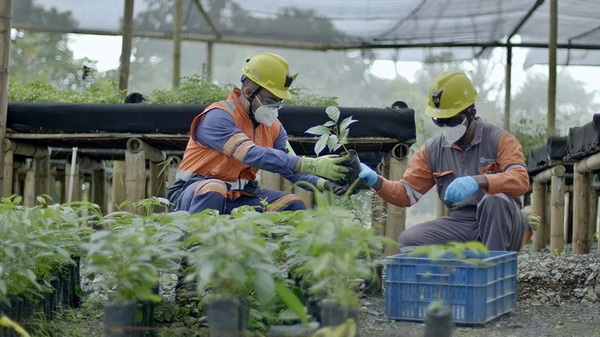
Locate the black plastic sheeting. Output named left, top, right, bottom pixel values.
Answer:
left=566, top=113, right=600, bottom=160
left=527, top=136, right=568, bottom=175
left=7, top=102, right=416, bottom=142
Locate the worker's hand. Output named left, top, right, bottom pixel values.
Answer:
left=358, top=163, right=378, bottom=187
left=444, top=176, right=479, bottom=202
left=300, top=155, right=350, bottom=182
left=317, top=179, right=354, bottom=196
left=523, top=205, right=541, bottom=231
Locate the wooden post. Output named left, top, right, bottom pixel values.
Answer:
left=0, top=0, right=13, bottom=197
left=384, top=144, right=409, bottom=256
left=48, top=167, right=56, bottom=203
left=566, top=191, right=573, bottom=244
left=572, top=170, right=590, bottom=254
left=504, top=44, right=512, bottom=132
left=172, top=0, right=183, bottom=88
left=125, top=146, right=147, bottom=212
left=119, top=0, right=135, bottom=91
left=206, top=41, right=214, bottom=82
left=64, top=161, right=81, bottom=202
left=547, top=0, right=557, bottom=136
left=435, top=198, right=449, bottom=218
left=590, top=189, right=598, bottom=251
left=2, top=148, right=12, bottom=197
left=296, top=188, right=313, bottom=209
left=92, top=168, right=107, bottom=213
left=23, top=159, right=36, bottom=207
left=550, top=174, right=565, bottom=253
left=35, top=155, right=51, bottom=197
left=149, top=162, right=167, bottom=212
left=378, top=159, right=391, bottom=238
left=532, top=182, right=547, bottom=250
left=112, top=160, right=126, bottom=212
left=280, top=176, right=293, bottom=192
left=258, top=170, right=281, bottom=191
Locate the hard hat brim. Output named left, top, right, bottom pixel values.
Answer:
left=424, top=105, right=463, bottom=119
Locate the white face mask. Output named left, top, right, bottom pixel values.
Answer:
left=441, top=119, right=468, bottom=144
left=254, top=105, right=279, bottom=126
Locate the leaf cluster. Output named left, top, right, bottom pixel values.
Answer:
left=305, top=106, right=358, bottom=156
left=0, top=195, right=98, bottom=302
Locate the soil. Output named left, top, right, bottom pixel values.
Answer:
left=358, top=296, right=600, bottom=337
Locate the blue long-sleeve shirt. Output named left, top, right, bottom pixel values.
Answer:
left=195, top=108, right=320, bottom=187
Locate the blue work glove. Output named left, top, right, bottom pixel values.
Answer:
left=444, top=176, right=479, bottom=202
left=358, top=163, right=378, bottom=187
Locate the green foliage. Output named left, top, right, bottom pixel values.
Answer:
left=8, top=78, right=124, bottom=103
left=146, top=73, right=230, bottom=104
left=287, top=86, right=338, bottom=107
left=305, top=106, right=358, bottom=155
left=0, top=196, right=97, bottom=302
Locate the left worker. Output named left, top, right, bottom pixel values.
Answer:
left=166, top=53, right=350, bottom=214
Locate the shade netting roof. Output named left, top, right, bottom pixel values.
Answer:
left=13, top=0, right=600, bottom=63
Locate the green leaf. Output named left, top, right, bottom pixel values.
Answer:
left=339, top=116, right=357, bottom=132
left=253, top=270, right=276, bottom=305
left=314, top=135, right=328, bottom=156
left=305, top=125, right=330, bottom=136
left=326, top=135, right=339, bottom=151
left=275, top=282, right=308, bottom=324
left=323, top=121, right=336, bottom=127
left=325, top=106, right=340, bottom=122
left=0, top=280, right=6, bottom=296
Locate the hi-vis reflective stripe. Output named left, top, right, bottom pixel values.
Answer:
left=232, top=140, right=255, bottom=161
left=401, top=180, right=423, bottom=206
left=223, top=133, right=249, bottom=156
left=193, top=180, right=227, bottom=197
left=267, top=194, right=301, bottom=212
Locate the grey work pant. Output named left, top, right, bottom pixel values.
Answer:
left=397, top=194, right=529, bottom=252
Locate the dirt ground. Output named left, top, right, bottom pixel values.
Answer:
left=359, top=296, right=600, bottom=337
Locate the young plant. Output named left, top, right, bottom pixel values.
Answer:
left=305, top=106, right=358, bottom=156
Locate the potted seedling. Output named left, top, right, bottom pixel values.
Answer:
left=183, top=212, right=283, bottom=337
left=284, top=203, right=391, bottom=331
left=85, top=210, right=181, bottom=337
left=305, top=106, right=363, bottom=191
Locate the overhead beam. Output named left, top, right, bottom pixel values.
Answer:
left=475, top=0, right=545, bottom=59
left=193, top=0, right=222, bottom=39
left=13, top=23, right=600, bottom=52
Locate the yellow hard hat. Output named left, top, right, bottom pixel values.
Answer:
left=242, top=53, right=293, bottom=100
left=424, top=72, right=477, bottom=119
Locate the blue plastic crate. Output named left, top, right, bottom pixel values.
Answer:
left=384, top=250, right=517, bottom=325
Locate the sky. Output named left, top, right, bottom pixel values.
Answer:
left=68, top=33, right=600, bottom=97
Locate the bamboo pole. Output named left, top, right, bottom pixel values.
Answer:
left=92, top=168, right=107, bottom=213
left=504, top=44, right=512, bottom=132
left=35, top=155, right=51, bottom=198
left=125, top=147, right=146, bottom=212
left=547, top=0, right=557, bottom=136
left=111, top=160, right=126, bottom=212
left=258, top=170, right=281, bottom=191
left=590, top=189, right=598, bottom=251
left=149, top=162, right=167, bottom=212
left=2, top=149, right=12, bottom=197
left=384, top=143, right=409, bottom=256
left=532, top=182, right=547, bottom=250
left=206, top=41, right=214, bottom=82
left=0, top=0, right=12, bottom=197
left=119, top=0, right=134, bottom=91
left=5, top=139, right=48, bottom=158
left=566, top=191, right=573, bottom=244
left=172, top=0, right=183, bottom=88
left=532, top=165, right=566, bottom=183
left=572, top=170, right=590, bottom=254
left=23, top=160, right=36, bottom=207
left=126, top=137, right=166, bottom=163
left=550, top=173, right=565, bottom=253
left=378, top=159, right=391, bottom=238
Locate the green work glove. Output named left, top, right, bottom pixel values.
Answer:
left=316, top=178, right=354, bottom=196
left=523, top=206, right=541, bottom=231
left=300, top=155, right=350, bottom=182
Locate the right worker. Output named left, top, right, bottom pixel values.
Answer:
left=358, top=72, right=536, bottom=252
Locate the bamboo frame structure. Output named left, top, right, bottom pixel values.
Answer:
left=532, top=165, right=566, bottom=253
left=572, top=151, right=600, bottom=254
left=532, top=182, right=547, bottom=250
left=383, top=143, right=410, bottom=256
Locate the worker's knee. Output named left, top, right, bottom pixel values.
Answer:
left=267, top=193, right=306, bottom=212
left=397, top=227, right=419, bottom=248
left=478, top=193, right=513, bottom=212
